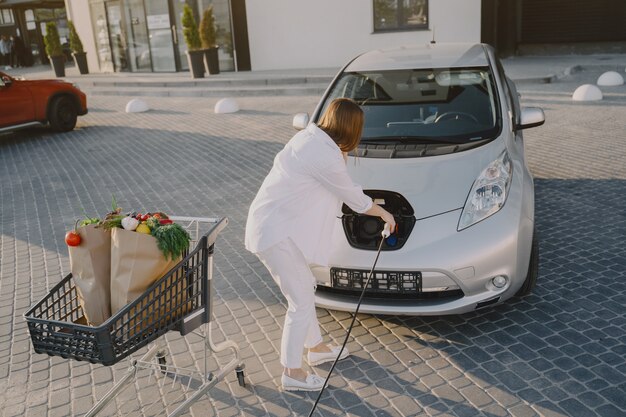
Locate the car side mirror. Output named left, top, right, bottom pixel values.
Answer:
left=517, top=107, right=545, bottom=130
left=292, top=113, right=310, bottom=131
left=0, top=76, right=10, bottom=87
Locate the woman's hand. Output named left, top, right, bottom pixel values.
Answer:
left=364, top=204, right=396, bottom=233
left=380, top=210, right=396, bottom=232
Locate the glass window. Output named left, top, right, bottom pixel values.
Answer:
left=1, top=9, right=15, bottom=25
left=198, top=0, right=235, bottom=71
left=373, top=0, right=428, bottom=32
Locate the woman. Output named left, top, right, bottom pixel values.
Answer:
left=245, top=98, right=395, bottom=391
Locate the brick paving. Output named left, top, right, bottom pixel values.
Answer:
left=0, top=64, right=625, bottom=417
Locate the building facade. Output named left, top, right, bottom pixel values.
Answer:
left=245, top=0, right=481, bottom=71
left=483, top=0, right=626, bottom=56
left=65, top=0, right=248, bottom=73
left=1, top=0, right=481, bottom=73
left=1, top=0, right=624, bottom=74
left=66, top=0, right=481, bottom=73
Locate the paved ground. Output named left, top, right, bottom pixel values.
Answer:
left=0, top=62, right=625, bottom=417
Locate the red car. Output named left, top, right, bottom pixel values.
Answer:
left=0, top=71, right=87, bottom=133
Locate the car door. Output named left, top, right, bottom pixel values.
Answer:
left=0, top=74, right=35, bottom=128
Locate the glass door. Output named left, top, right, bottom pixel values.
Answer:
left=106, top=0, right=129, bottom=71
left=145, top=0, right=176, bottom=72
left=171, top=0, right=199, bottom=71
left=90, top=0, right=114, bottom=73
left=124, top=0, right=152, bottom=71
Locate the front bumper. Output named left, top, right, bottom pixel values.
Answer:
left=313, top=181, right=534, bottom=315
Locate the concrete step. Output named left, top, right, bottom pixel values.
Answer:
left=83, top=83, right=329, bottom=97
left=76, top=75, right=333, bottom=89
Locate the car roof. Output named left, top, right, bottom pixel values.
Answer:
left=345, top=43, right=490, bottom=72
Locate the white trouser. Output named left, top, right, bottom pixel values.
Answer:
left=256, top=238, right=323, bottom=369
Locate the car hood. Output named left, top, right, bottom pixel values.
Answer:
left=347, top=139, right=506, bottom=219
left=17, top=78, right=71, bottom=87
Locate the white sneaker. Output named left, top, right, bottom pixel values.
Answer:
left=281, top=373, right=325, bottom=392
left=307, top=345, right=349, bottom=366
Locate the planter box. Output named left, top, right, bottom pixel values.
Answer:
left=203, top=47, right=220, bottom=75
left=186, top=50, right=205, bottom=79
left=72, top=52, right=89, bottom=74
left=49, top=55, right=65, bottom=77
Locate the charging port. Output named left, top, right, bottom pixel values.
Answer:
left=342, top=190, right=416, bottom=251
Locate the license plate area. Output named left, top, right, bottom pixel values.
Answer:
left=330, top=268, right=422, bottom=294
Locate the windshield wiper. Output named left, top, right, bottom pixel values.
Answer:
left=361, top=136, right=466, bottom=145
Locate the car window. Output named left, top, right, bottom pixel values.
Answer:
left=320, top=67, right=501, bottom=148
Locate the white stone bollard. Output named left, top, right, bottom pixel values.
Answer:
left=214, top=98, right=240, bottom=114
left=572, top=84, right=603, bottom=101
left=125, top=98, right=150, bottom=113
left=597, top=71, right=624, bottom=86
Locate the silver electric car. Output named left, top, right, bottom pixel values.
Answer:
left=293, top=43, right=545, bottom=315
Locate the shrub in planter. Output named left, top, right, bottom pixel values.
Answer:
left=200, top=5, right=220, bottom=75
left=44, top=22, right=65, bottom=77
left=182, top=4, right=204, bottom=79
left=69, top=21, right=89, bottom=75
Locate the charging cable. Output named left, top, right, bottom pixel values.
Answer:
left=307, top=223, right=392, bottom=417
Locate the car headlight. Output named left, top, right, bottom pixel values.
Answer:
left=458, top=151, right=512, bottom=231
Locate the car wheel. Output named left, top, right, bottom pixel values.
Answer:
left=49, top=96, right=78, bottom=132
left=516, top=228, right=538, bottom=297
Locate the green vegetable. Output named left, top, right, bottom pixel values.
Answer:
left=146, top=216, right=160, bottom=231
left=110, top=195, right=120, bottom=213
left=80, top=217, right=100, bottom=227
left=151, top=223, right=191, bottom=260
left=97, top=214, right=125, bottom=230
left=79, top=207, right=100, bottom=226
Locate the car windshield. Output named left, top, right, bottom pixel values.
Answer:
left=320, top=67, right=500, bottom=144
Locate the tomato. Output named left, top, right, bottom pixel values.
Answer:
left=153, top=213, right=162, bottom=219
left=159, top=219, right=173, bottom=225
left=65, top=231, right=81, bottom=246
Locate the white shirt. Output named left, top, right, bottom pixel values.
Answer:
left=245, top=124, right=373, bottom=265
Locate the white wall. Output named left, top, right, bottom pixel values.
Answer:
left=245, top=0, right=481, bottom=71
left=66, top=0, right=100, bottom=73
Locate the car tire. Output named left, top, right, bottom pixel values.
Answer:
left=49, top=96, right=78, bottom=132
left=516, top=228, right=538, bottom=297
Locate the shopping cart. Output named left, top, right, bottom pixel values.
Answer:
left=24, top=216, right=245, bottom=416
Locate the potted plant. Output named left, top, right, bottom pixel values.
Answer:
left=44, top=22, right=65, bottom=77
left=199, top=6, right=220, bottom=75
left=181, top=4, right=204, bottom=79
left=68, top=21, right=89, bottom=74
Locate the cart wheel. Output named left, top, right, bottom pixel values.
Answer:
left=236, top=364, right=246, bottom=387
left=156, top=352, right=167, bottom=373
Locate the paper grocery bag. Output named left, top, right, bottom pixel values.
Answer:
left=68, top=224, right=111, bottom=326
left=110, top=227, right=180, bottom=314
left=110, top=228, right=190, bottom=336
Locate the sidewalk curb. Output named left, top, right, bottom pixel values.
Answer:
left=512, top=64, right=583, bottom=85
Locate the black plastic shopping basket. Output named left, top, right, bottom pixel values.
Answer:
left=24, top=217, right=227, bottom=366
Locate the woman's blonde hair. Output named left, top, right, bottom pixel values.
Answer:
left=318, top=98, right=364, bottom=153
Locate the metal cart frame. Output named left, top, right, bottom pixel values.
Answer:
left=24, top=217, right=245, bottom=416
